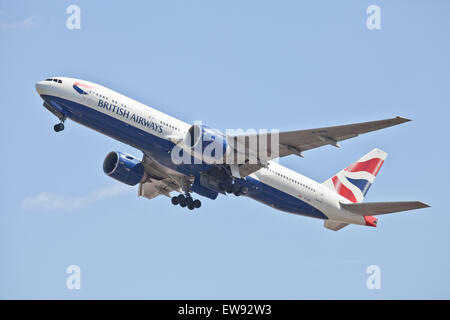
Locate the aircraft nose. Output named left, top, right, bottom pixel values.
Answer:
left=35, top=81, right=47, bottom=95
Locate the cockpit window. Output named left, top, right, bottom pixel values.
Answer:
left=44, top=78, right=62, bottom=83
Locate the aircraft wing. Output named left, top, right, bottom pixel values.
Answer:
left=138, top=152, right=192, bottom=200
left=230, top=117, right=410, bottom=177
left=275, top=116, right=410, bottom=156
left=138, top=178, right=178, bottom=199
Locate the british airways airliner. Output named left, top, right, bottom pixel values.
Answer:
left=35, top=77, right=429, bottom=231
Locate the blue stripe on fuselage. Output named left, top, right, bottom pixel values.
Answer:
left=73, top=85, right=87, bottom=95
left=40, top=95, right=328, bottom=220
left=244, top=176, right=328, bottom=219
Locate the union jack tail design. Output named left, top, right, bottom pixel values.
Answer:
left=322, top=148, right=387, bottom=203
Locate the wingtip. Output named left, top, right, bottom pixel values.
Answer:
left=419, top=202, right=431, bottom=208
left=396, top=116, right=412, bottom=122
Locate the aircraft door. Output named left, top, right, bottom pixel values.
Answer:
left=316, top=185, right=324, bottom=203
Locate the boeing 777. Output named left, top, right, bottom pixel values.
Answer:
left=35, top=77, right=429, bottom=231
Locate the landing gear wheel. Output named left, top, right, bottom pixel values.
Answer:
left=232, top=183, right=241, bottom=196
left=171, top=196, right=179, bottom=205
left=175, top=193, right=201, bottom=210
left=193, top=199, right=201, bottom=208
left=54, top=123, right=64, bottom=132
left=240, top=186, right=248, bottom=195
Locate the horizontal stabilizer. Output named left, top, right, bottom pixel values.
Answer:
left=324, top=220, right=349, bottom=231
left=341, top=201, right=430, bottom=216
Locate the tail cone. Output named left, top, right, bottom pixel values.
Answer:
left=364, top=216, right=378, bottom=227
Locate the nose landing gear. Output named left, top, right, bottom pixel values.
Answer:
left=171, top=193, right=201, bottom=211
left=53, top=122, right=65, bottom=132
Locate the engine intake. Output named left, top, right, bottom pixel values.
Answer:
left=103, top=151, right=145, bottom=186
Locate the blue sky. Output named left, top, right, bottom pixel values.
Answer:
left=1, top=0, right=449, bottom=299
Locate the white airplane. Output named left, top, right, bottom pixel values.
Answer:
left=35, top=77, right=429, bottom=231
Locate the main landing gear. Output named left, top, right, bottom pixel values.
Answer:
left=53, top=122, right=65, bottom=132
left=223, top=181, right=248, bottom=197
left=171, top=193, right=201, bottom=211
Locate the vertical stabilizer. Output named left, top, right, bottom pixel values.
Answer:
left=322, top=148, right=387, bottom=203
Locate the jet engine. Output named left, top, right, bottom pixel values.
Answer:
left=185, top=124, right=231, bottom=164
left=103, top=151, right=145, bottom=186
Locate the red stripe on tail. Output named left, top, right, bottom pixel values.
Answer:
left=332, top=176, right=357, bottom=203
left=345, top=158, right=384, bottom=176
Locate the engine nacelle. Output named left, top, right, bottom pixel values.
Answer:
left=185, top=124, right=230, bottom=164
left=103, top=151, right=145, bottom=186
